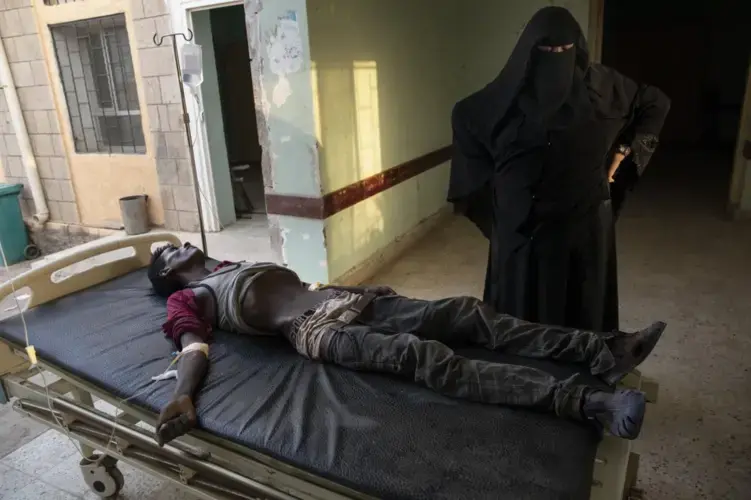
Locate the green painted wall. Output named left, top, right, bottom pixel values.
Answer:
left=251, top=0, right=321, bottom=197
left=192, top=10, right=236, bottom=227
left=308, top=0, right=590, bottom=282
left=244, top=0, right=329, bottom=283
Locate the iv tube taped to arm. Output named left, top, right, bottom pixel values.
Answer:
left=178, top=342, right=209, bottom=359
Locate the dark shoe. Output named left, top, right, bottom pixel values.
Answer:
left=582, top=389, right=646, bottom=440
left=602, top=321, right=666, bottom=385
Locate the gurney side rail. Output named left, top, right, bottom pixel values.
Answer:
left=0, top=232, right=181, bottom=310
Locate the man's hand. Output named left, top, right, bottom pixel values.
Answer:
left=156, top=394, right=197, bottom=446
left=608, top=152, right=628, bottom=183
left=366, top=285, right=397, bottom=296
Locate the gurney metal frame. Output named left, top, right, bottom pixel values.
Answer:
left=0, top=233, right=659, bottom=500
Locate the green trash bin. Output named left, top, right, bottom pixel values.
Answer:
left=0, top=183, right=30, bottom=266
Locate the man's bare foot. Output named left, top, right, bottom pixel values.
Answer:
left=156, top=395, right=197, bottom=446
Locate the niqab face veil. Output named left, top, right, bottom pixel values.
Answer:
left=531, top=48, right=577, bottom=116
left=483, top=6, right=590, bottom=127
left=447, top=6, right=592, bottom=216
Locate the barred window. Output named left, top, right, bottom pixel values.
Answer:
left=51, top=14, right=146, bottom=154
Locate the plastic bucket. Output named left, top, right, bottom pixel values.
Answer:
left=119, top=194, right=150, bottom=235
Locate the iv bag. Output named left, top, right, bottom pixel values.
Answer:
left=181, top=43, right=203, bottom=88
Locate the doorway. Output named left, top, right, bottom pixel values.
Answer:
left=601, top=0, right=751, bottom=217
left=192, top=4, right=266, bottom=229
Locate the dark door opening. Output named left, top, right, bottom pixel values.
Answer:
left=602, top=0, right=751, bottom=216
left=210, top=5, right=266, bottom=217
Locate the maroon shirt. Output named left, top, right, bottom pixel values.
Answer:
left=162, top=261, right=232, bottom=348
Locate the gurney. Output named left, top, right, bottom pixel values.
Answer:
left=0, top=233, right=659, bottom=500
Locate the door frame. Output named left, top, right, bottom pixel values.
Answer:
left=727, top=57, right=751, bottom=217
left=588, top=0, right=605, bottom=63
left=168, top=0, right=248, bottom=232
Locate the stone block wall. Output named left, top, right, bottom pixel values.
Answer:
left=132, top=0, right=198, bottom=231
left=0, top=0, right=199, bottom=232
left=0, top=0, right=79, bottom=224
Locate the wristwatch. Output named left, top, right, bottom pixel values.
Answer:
left=617, top=144, right=632, bottom=156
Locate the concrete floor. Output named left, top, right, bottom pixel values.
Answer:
left=1, top=148, right=750, bottom=498
left=376, top=147, right=751, bottom=499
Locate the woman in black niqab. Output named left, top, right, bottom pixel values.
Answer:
left=448, top=7, right=671, bottom=332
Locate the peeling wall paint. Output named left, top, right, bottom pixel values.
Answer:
left=276, top=215, right=329, bottom=283
left=244, top=0, right=327, bottom=279
left=245, top=0, right=275, bottom=192
left=244, top=0, right=320, bottom=197
left=267, top=11, right=304, bottom=76
left=272, top=77, right=293, bottom=108
left=267, top=11, right=303, bottom=108
left=266, top=214, right=285, bottom=264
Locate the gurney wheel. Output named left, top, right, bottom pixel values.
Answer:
left=80, top=455, right=125, bottom=498
left=24, top=244, right=41, bottom=260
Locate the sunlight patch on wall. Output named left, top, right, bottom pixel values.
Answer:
left=310, top=61, right=323, bottom=145
left=352, top=61, right=384, bottom=248
left=353, top=61, right=383, bottom=180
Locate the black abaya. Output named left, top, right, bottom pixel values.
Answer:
left=448, top=7, right=670, bottom=331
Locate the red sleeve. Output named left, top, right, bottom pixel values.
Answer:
left=213, top=261, right=233, bottom=271
left=163, top=289, right=212, bottom=349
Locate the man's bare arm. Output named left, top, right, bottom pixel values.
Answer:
left=156, top=332, right=209, bottom=446
left=156, top=289, right=213, bottom=446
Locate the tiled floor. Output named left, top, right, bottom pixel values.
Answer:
left=2, top=148, right=751, bottom=498
left=0, top=385, right=202, bottom=500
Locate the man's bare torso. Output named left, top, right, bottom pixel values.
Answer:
left=193, top=268, right=333, bottom=332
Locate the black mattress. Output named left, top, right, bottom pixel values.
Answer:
left=0, top=268, right=603, bottom=500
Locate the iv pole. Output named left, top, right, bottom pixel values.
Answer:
left=153, top=30, right=208, bottom=255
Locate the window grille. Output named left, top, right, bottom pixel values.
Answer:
left=43, top=1, right=83, bottom=8
left=51, top=14, right=145, bottom=154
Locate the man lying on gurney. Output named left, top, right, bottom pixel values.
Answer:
left=148, top=243, right=665, bottom=447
